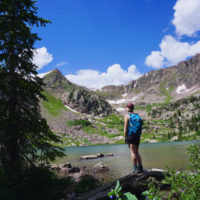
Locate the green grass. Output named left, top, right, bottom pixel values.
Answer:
left=96, top=114, right=124, bottom=134
left=95, top=90, right=121, bottom=99
left=159, top=81, right=174, bottom=103
left=81, top=114, right=124, bottom=139
left=67, top=119, right=92, bottom=127
left=131, top=88, right=141, bottom=94
left=42, top=91, right=68, bottom=116
left=97, top=114, right=124, bottom=127
left=83, top=126, right=99, bottom=134
left=135, top=102, right=171, bottom=115
left=56, top=135, right=81, bottom=147
left=83, top=126, right=121, bottom=138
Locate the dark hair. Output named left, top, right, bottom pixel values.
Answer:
left=126, top=103, right=134, bottom=111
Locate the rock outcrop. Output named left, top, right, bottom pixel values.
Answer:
left=66, top=88, right=114, bottom=116
left=42, top=69, right=115, bottom=116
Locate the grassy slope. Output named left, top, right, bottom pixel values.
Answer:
left=67, top=114, right=124, bottom=144
left=41, top=88, right=200, bottom=146
left=41, top=90, right=68, bottom=116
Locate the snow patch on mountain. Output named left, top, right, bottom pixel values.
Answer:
left=116, top=107, right=125, bottom=111
left=121, top=93, right=128, bottom=97
left=65, top=105, right=80, bottom=114
left=176, top=84, right=191, bottom=94
left=107, top=97, right=138, bottom=104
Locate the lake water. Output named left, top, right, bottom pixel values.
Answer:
left=56, top=140, right=200, bottom=182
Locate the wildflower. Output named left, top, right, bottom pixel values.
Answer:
left=146, top=196, right=149, bottom=199
left=109, top=195, right=114, bottom=199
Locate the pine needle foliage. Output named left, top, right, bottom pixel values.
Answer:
left=0, top=0, right=64, bottom=176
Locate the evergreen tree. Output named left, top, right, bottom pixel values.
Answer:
left=0, top=0, right=64, bottom=176
left=168, top=117, right=174, bottom=128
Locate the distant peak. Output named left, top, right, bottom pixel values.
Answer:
left=38, top=69, right=66, bottom=80
left=52, top=68, right=61, bottom=73
left=51, top=69, right=63, bottom=75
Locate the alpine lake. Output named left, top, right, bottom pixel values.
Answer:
left=55, top=140, right=200, bottom=183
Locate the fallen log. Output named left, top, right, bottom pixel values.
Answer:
left=66, top=169, right=168, bottom=200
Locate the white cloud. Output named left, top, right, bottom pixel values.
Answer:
left=145, top=0, right=200, bottom=68
left=33, top=47, right=53, bottom=70
left=56, top=62, right=67, bottom=67
left=145, top=51, right=164, bottom=69
left=38, top=70, right=52, bottom=78
left=145, top=35, right=200, bottom=68
left=172, top=0, right=200, bottom=36
left=66, top=64, right=142, bottom=89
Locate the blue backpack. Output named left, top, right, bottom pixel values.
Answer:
left=128, top=113, right=143, bottom=136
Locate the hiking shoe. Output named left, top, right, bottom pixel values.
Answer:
left=133, top=167, right=143, bottom=173
left=138, top=166, right=144, bottom=173
left=133, top=166, right=140, bottom=173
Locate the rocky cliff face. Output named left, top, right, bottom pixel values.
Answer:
left=42, top=69, right=114, bottom=116
left=127, top=54, right=200, bottom=92
left=65, top=89, right=113, bottom=116
left=101, top=54, right=200, bottom=103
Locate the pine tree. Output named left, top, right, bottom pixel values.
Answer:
left=0, top=0, right=64, bottom=176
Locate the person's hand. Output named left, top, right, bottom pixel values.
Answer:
left=124, top=135, right=127, bottom=143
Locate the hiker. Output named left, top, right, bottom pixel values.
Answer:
left=124, top=103, right=143, bottom=172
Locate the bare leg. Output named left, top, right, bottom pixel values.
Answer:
left=128, top=144, right=137, bottom=166
left=129, top=144, right=143, bottom=168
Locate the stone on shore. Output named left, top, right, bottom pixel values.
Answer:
left=92, top=162, right=109, bottom=173
left=171, top=136, right=178, bottom=141
left=96, top=153, right=104, bottom=158
left=80, top=153, right=114, bottom=160
left=80, top=155, right=99, bottom=160
left=106, top=153, right=113, bottom=157
left=68, top=166, right=81, bottom=173
left=64, top=162, right=72, bottom=168
left=60, top=166, right=81, bottom=174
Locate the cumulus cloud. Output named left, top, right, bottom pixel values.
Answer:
left=145, top=0, right=200, bottom=69
left=56, top=62, right=67, bottom=67
left=66, top=64, right=142, bottom=89
left=32, top=47, right=53, bottom=70
left=172, top=0, right=200, bottom=36
left=145, top=51, right=164, bottom=69
left=145, top=35, right=200, bottom=68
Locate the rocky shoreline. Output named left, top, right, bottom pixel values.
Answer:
left=63, top=169, right=168, bottom=200
left=50, top=160, right=110, bottom=182
left=49, top=159, right=169, bottom=200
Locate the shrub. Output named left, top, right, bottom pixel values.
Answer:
left=0, top=166, right=72, bottom=200
left=144, top=144, right=200, bottom=200
left=108, top=180, right=138, bottom=200
left=75, top=175, right=99, bottom=193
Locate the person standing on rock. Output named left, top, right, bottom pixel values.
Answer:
left=124, top=103, right=143, bottom=173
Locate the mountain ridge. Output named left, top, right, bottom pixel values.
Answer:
left=38, top=54, right=200, bottom=146
left=100, top=54, right=200, bottom=105
left=42, top=69, right=115, bottom=117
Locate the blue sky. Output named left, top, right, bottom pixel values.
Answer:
left=34, top=0, right=200, bottom=89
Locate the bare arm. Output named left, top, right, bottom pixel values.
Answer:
left=124, top=115, right=129, bottom=138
